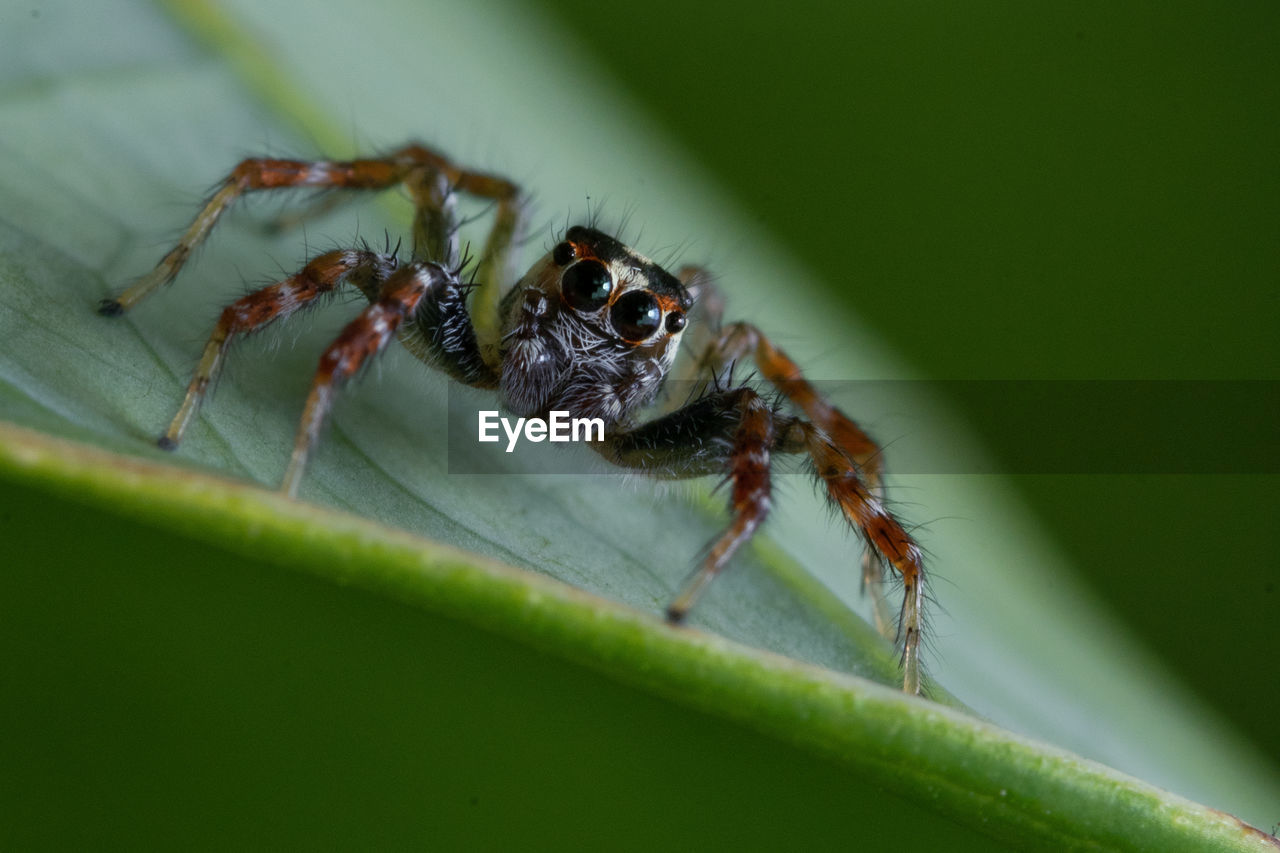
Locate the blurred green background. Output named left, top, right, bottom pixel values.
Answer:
left=528, top=0, right=1279, bottom=763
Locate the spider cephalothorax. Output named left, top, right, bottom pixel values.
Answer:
left=99, top=142, right=928, bottom=695
left=496, top=225, right=691, bottom=424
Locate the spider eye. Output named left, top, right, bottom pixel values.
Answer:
left=611, top=290, right=662, bottom=342
left=552, top=241, right=576, bottom=266
left=561, top=259, right=613, bottom=311
left=665, top=312, right=687, bottom=333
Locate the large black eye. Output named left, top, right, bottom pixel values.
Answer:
left=611, top=290, right=662, bottom=342
left=561, top=260, right=613, bottom=311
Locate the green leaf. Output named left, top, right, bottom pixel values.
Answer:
left=0, top=0, right=1276, bottom=849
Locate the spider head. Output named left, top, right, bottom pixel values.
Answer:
left=498, top=226, right=692, bottom=424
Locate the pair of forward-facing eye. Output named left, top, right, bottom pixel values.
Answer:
left=555, top=244, right=686, bottom=343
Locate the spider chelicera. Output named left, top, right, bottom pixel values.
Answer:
left=100, top=142, right=928, bottom=694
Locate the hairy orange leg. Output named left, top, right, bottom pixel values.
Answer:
left=281, top=261, right=452, bottom=496
left=802, top=424, right=924, bottom=694
left=101, top=143, right=520, bottom=316
left=159, top=249, right=397, bottom=450
left=665, top=389, right=777, bottom=621
left=694, top=310, right=899, bottom=638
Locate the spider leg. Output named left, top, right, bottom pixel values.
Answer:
left=397, top=262, right=500, bottom=390
left=597, top=387, right=802, bottom=620
left=665, top=389, right=774, bottom=620
left=347, top=144, right=520, bottom=348
left=159, top=248, right=399, bottom=450
left=421, top=165, right=521, bottom=346
left=694, top=318, right=883, bottom=477
left=101, top=153, right=414, bottom=315
left=281, top=260, right=473, bottom=496
left=800, top=423, right=924, bottom=694
left=601, top=380, right=922, bottom=693
left=692, top=311, right=898, bottom=637
left=101, top=143, right=521, bottom=318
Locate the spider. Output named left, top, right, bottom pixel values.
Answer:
left=99, top=142, right=928, bottom=695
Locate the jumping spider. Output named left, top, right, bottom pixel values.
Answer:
left=100, top=143, right=927, bottom=694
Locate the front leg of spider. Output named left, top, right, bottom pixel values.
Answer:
left=603, top=387, right=799, bottom=621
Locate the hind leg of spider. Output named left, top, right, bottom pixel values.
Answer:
left=159, top=248, right=399, bottom=450
left=101, top=143, right=521, bottom=315
left=689, top=306, right=898, bottom=637
left=281, top=259, right=495, bottom=496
